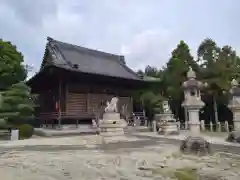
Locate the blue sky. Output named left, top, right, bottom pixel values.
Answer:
left=0, top=0, right=239, bottom=77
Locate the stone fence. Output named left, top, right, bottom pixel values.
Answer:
left=178, top=120, right=234, bottom=132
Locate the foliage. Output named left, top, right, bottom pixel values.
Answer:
left=173, top=167, right=198, bottom=180
left=0, top=39, right=27, bottom=90
left=0, top=82, right=37, bottom=124
left=137, top=38, right=240, bottom=124
left=18, top=124, right=34, bottom=138
left=164, top=40, right=197, bottom=100
left=197, top=38, right=237, bottom=99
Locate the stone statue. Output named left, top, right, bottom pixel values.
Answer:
left=104, top=97, right=118, bottom=113
left=100, top=96, right=126, bottom=137
left=162, top=101, right=170, bottom=113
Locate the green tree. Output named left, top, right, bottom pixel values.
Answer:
left=0, top=82, right=36, bottom=125
left=135, top=66, right=164, bottom=121
left=197, top=38, right=240, bottom=124
left=144, top=65, right=160, bottom=77
left=163, top=40, right=198, bottom=119
left=0, top=39, right=27, bottom=90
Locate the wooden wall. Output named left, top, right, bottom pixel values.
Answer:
left=35, top=79, right=134, bottom=119
left=65, top=82, right=133, bottom=117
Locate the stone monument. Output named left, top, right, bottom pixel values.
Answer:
left=226, top=79, right=240, bottom=143
left=180, top=67, right=210, bottom=155
left=155, top=101, right=179, bottom=135
left=182, top=67, right=205, bottom=134
left=228, top=79, right=240, bottom=131
left=99, top=97, right=127, bottom=136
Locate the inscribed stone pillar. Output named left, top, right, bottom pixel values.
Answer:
left=229, top=79, right=240, bottom=131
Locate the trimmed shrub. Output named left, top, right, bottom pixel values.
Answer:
left=18, top=124, right=34, bottom=139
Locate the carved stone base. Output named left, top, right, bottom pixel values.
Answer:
left=226, top=131, right=240, bottom=143
left=158, top=123, right=179, bottom=135
left=180, top=136, right=211, bottom=156
left=99, top=112, right=126, bottom=137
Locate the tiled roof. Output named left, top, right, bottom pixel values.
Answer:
left=44, top=37, right=142, bottom=80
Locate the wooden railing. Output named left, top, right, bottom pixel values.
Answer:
left=132, top=111, right=147, bottom=126
left=36, top=112, right=95, bottom=120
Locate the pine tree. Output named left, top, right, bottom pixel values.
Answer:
left=0, top=82, right=36, bottom=125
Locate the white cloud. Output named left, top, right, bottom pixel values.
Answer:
left=0, top=0, right=239, bottom=77
left=121, top=29, right=175, bottom=70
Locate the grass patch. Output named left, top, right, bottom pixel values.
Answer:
left=173, top=167, right=198, bottom=180
left=151, top=167, right=199, bottom=180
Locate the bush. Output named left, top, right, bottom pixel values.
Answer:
left=18, top=124, right=34, bottom=139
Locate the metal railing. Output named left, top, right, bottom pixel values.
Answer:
left=36, top=112, right=95, bottom=120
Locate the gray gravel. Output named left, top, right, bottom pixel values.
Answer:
left=0, top=134, right=239, bottom=155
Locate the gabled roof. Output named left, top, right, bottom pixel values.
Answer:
left=41, top=37, right=142, bottom=80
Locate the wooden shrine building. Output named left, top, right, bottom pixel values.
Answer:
left=27, top=37, right=158, bottom=127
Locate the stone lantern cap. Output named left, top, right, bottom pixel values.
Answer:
left=230, top=79, right=240, bottom=96
left=182, top=67, right=204, bottom=90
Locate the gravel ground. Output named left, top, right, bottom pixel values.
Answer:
left=0, top=135, right=145, bottom=147
left=0, top=143, right=239, bottom=180
left=0, top=132, right=240, bottom=179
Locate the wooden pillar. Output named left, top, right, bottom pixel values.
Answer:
left=65, top=83, right=68, bottom=113
left=87, top=93, right=90, bottom=112
left=130, top=96, right=133, bottom=115
left=58, top=78, right=62, bottom=128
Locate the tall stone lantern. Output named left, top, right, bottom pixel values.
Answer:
left=180, top=68, right=210, bottom=155
left=228, top=79, right=240, bottom=131
left=182, top=67, right=205, bottom=134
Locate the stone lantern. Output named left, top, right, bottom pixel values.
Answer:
left=180, top=68, right=210, bottom=155
left=228, top=79, right=240, bottom=131
left=182, top=67, right=205, bottom=134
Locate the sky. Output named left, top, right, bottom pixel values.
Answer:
left=0, top=0, right=239, bottom=77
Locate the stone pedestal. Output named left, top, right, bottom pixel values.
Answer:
left=99, top=112, right=127, bottom=136
left=155, top=112, right=179, bottom=135
left=232, top=110, right=240, bottom=131
left=180, top=136, right=211, bottom=155
left=159, top=123, right=179, bottom=135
